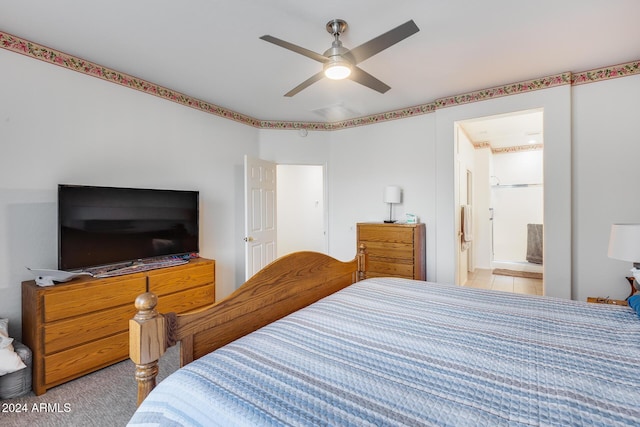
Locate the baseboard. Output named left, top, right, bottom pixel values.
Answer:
left=492, top=268, right=543, bottom=280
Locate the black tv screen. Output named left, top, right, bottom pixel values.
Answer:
left=58, top=184, right=199, bottom=271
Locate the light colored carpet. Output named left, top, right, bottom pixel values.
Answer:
left=2, top=345, right=179, bottom=427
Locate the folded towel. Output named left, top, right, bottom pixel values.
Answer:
left=526, top=224, right=543, bottom=264
left=462, top=205, right=473, bottom=242
left=460, top=205, right=472, bottom=251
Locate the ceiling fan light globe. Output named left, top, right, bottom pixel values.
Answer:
left=324, top=63, right=352, bottom=80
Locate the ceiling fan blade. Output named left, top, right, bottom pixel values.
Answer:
left=347, top=20, right=419, bottom=64
left=284, top=71, right=325, bottom=97
left=260, top=35, right=329, bottom=63
left=349, top=67, right=391, bottom=94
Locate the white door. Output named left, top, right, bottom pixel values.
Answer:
left=244, top=156, right=277, bottom=279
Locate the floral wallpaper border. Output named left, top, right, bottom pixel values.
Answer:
left=472, top=141, right=544, bottom=155
left=571, top=60, right=640, bottom=86
left=492, top=143, right=544, bottom=154
left=260, top=103, right=438, bottom=131
left=1, top=31, right=639, bottom=131
left=435, top=73, right=571, bottom=109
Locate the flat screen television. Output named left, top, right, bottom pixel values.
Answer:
left=58, top=184, right=199, bottom=271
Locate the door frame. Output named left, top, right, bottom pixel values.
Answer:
left=438, top=87, right=571, bottom=299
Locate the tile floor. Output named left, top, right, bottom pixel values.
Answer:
left=464, top=268, right=543, bottom=296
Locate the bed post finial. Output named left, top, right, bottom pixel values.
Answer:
left=357, top=243, right=367, bottom=281
left=130, top=292, right=165, bottom=406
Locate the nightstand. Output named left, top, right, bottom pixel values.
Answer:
left=586, top=297, right=628, bottom=306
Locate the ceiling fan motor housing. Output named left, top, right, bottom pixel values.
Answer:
left=326, top=19, right=347, bottom=36
left=323, top=43, right=351, bottom=62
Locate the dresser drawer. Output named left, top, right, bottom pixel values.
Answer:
left=43, top=277, right=146, bottom=322
left=360, top=241, right=414, bottom=260
left=358, top=225, right=415, bottom=244
left=148, top=261, right=214, bottom=296
left=366, top=259, right=414, bottom=278
left=157, top=283, right=215, bottom=314
left=44, top=332, right=129, bottom=385
left=44, top=304, right=137, bottom=354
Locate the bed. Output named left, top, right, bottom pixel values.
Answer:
left=128, top=251, right=640, bottom=426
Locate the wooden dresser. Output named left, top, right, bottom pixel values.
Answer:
left=357, top=223, right=426, bottom=280
left=22, top=258, right=215, bottom=395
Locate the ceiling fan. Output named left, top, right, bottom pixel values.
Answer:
left=260, top=19, right=420, bottom=97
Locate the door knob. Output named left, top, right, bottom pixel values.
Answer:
left=243, top=236, right=254, bottom=242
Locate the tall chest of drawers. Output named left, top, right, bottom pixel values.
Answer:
left=21, top=258, right=215, bottom=395
left=357, top=223, right=426, bottom=280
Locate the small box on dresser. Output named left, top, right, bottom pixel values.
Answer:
left=357, top=222, right=426, bottom=280
left=22, top=258, right=215, bottom=395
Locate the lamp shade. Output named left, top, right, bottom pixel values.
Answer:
left=608, top=224, right=640, bottom=262
left=383, top=186, right=402, bottom=204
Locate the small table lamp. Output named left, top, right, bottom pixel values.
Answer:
left=608, top=223, right=640, bottom=298
left=383, top=186, right=402, bottom=223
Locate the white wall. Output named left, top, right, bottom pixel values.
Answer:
left=0, top=49, right=260, bottom=338
left=493, top=150, right=544, bottom=185
left=259, top=129, right=331, bottom=164
left=573, top=74, right=640, bottom=301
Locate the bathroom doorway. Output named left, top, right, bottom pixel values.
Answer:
left=456, top=109, right=544, bottom=295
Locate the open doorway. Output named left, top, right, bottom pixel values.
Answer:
left=455, top=109, right=544, bottom=296
left=244, top=158, right=327, bottom=280
left=276, top=164, right=327, bottom=257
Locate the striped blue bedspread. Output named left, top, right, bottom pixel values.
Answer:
left=129, top=278, right=640, bottom=426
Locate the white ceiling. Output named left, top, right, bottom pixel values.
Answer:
left=1, top=1, right=639, bottom=124
left=460, top=110, right=543, bottom=150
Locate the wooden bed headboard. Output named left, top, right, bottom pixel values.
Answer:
left=130, top=249, right=366, bottom=406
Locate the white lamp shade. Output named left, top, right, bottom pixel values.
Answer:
left=608, top=223, right=640, bottom=262
left=383, top=186, right=402, bottom=204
